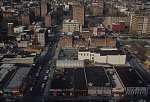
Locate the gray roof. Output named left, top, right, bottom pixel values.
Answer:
left=6, top=67, right=31, bottom=89
left=56, top=60, right=84, bottom=68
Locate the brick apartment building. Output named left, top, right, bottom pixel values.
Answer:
left=90, top=37, right=116, bottom=47
left=44, top=12, right=51, bottom=27
left=41, top=2, right=49, bottom=17
left=108, top=7, right=117, bottom=16
left=91, top=0, right=104, bottom=16
left=74, top=39, right=89, bottom=48
left=130, top=14, right=150, bottom=36
left=91, top=6, right=103, bottom=16
left=59, top=35, right=73, bottom=49
left=80, top=31, right=93, bottom=39
left=35, top=5, right=41, bottom=17
left=22, top=13, right=35, bottom=26
left=73, top=5, right=85, bottom=26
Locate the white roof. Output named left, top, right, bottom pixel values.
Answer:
left=0, top=69, right=9, bottom=81
left=31, top=53, right=36, bottom=56
left=35, top=27, right=47, bottom=33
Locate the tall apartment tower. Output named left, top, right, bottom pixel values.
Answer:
left=38, top=28, right=48, bottom=46
left=91, top=0, right=104, bottom=16
left=41, top=0, right=51, bottom=17
left=97, top=0, right=104, bottom=8
left=22, top=12, right=35, bottom=26
left=44, top=12, right=51, bottom=27
left=41, top=2, right=49, bottom=17
left=130, top=14, right=150, bottom=36
left=42, top=0, right=51, bottom=4
left=73, top=5, right=85, bottom=26
left=35, top=3, right=41, bottom=17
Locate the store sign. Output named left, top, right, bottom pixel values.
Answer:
left=11, top=89, right=19, bottom=92
left=3, top=89, right=11, bottom=92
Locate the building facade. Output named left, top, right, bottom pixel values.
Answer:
left=130, top=14, right=150, bottom=36
left=62, top=20, right=80, bottom=33
left=104, top=17, right=130, bottom=27
left=78, top=49, right=126, bottom=65
left=37, top=28, right=48, bottom=46
left=111, top=21, right=125, bottom=32
left=73, top=5, right=85, bottom=26
left=44, top=12, right=51, bottom=27
left=90, top=37, right=116, bottom=47
left=114, top=66, right=148, bottom=96
left=91, top=0, right=104, bottom=16
left=59, top=35, right=73, bottom=49
left=22, top=13, right=34, bottom=26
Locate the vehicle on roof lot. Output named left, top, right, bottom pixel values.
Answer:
left=109, top=99, right=117, bottom=102
left=30, top=87, right=33, bottom=92
left=138, top=99, right=146, bottom=102
left=41, top=83, right=45, bottom=88
left=36, top=73, right=39, bottom=77
left=39, top=66, right=42, bottom=70
left=46, top=70, right=50, bottom=74
left=44, top=76, right=48, bottom=81
left=40, top=83, right=45, bottom=93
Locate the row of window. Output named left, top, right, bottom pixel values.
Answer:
left=79, top=53, right=94, bottom=56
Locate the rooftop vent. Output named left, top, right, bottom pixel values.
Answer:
left=129, top=69, right=133, bottom=71
left=137, top=80, right=142, bottom=84
left=88, top=82, right=93, bottom=87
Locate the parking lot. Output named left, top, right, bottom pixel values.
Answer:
left=58, top=49, right=78, bottom=60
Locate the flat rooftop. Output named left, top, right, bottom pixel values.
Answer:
left=85, top=67, right=110, bottom=87
left=0, top=64, right=16, bottom=69
left=78, top=49, right=125, bottom=56
left=50, top=68, right=87, bottom=90
left=58, top=49, right=78, bottom=60
left=94, top=50, right=125, bottom=56
left=115, top=66, right=147, bottom=87
left=0, top=69, right=16, bottom=89
left=6, top=67, right=31, bottom=89
left=0, top=69, right=9, bottom=82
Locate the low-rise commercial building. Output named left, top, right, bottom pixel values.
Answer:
left=5, top=67, right=31, bottom=94
left=56, top=60, right=84, bottom=68
left=85, top=67, right=111, bottom=96
left=114, top=66, right=148, bottom=96
left=78, top=49, right=126, bottom=65
left=13, top=57, right=34, bottom=64
left=50, top=68, right=87, bottom=96
left=111, top=21, right=125, bottom=32
left=0, top=64, right=17, bottom=93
